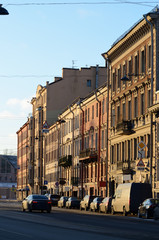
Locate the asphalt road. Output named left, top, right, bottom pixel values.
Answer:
left=0, top=201, right=159, bottom=240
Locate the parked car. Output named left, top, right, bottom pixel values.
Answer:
left=99, top=197, right=112, bottom=214
left=80, top=195, right=97, bottom=211
left=45, top=194, right=60, bottom=206
left=58, top=196, right=68, bottom=208
left=90, top=197, right=103, bottom=212
left=111, top=183, right=152, bottom=216
left=66, top=197, right=80, bottom=209
left=153, top=203, right=159, bottom=220
left=22, top=194, right=52, bottom=213
left=138, top=198, right=159, bottom=219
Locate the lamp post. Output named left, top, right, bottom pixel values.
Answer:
left=0, top=4, right=9, bottom=15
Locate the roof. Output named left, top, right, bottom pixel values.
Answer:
left=111, top=5, right=159, bottom=48
left=0, top=155, right=17, bottom=169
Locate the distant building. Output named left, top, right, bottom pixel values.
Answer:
left=30, top=66, right=107, bottom=195
left=0, top=155, right=17, bottom=199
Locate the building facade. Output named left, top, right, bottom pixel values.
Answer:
left=102, top=7, right=159, bottom=197
left=28, top=66, right=107, bottom=195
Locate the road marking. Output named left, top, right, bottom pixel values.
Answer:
left=0, top=227, right=33, bottom=238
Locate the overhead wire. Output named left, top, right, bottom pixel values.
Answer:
left=5, top=1, right=158, bottom=7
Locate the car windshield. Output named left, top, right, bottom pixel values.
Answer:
left=50, top=195, right=60, bottom=198
left=70, top=197, right=77, bottom=201
left=151, top=199, right=159, bottom=204
left=32, top=195, right=48, bottom=200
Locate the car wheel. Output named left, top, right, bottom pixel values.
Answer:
left=137, top=210, right=142, bottom=218
left=123, top=207, right=127, bottom=216
left=154, top=212, right=158, bottom=221
left=22, top=206, right=25, bottom=212
left=111, top=206, right=114, bottom=215
left=145, top=210, right=149, bottom=219
left=105, top=207, right=107, bottom=214
left=99, top=207, right=101, bottom=213
left=80, top=205, right=82, bottom=211
left=47, top=210, right=51, bottom=213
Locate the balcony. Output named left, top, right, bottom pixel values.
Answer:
left=122, top=160, right=135, bottom=174
left=116, top=120, right=135, bottom=135
left=71, top=177, right=79, bottom=186
left=59, top=155, right=72, bottom=168
left=79, top=148, right=98, bottom=163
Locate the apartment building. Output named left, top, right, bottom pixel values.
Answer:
left=0, top=155, right=17, bottom=199
left=78, top=84, right=108, bottom=197
left=28, top=66, right=107, bottom=194
left=16, top=121, right=29, bottom=200
left=102, top=7, right=159, bottom=196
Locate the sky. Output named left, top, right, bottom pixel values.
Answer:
left=0, top=0, right=158, bottom=155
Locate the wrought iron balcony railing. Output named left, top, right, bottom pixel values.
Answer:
left=79, top=148, right=98, bottom=162
left=59, top=155, right=72, bottom=168
left=116, top=120, right=135, bottom=135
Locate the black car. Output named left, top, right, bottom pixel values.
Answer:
left=90, top=197, right=103, bottom=212
left=138, top=198, right=159, bottom=219
left=66, top=197, right=80, bottom=209
left=45, top=194, right=60, bottom=206
left=22, top=194, right=52, bottom=213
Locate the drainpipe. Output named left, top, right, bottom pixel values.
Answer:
left=143, top=14, right=154, bottom=187
left=105, top=57, right=110, bottom=197
left=95, top=90, right=101, bottom=196
left=96, top=65, right=99, bottom=89
left=78, top=100, right=84, bottom=198
left=69, top=106, right=74, bottom=196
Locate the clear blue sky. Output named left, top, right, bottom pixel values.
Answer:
left=0, top=0, right=157, bottom=155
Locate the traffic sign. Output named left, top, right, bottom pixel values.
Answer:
left=138, top=149, right=145, bottom=159
left=43, top=121, right=49, bottom=129
left=138, top=141, right=146, bottom=150
left=137, top=159, right=145, bottom=167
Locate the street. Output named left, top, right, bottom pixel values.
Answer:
left=0, top=201, right=159, bottom=240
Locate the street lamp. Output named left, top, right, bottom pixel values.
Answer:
left=0, top=4, right=9, bottom=15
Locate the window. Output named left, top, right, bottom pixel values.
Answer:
left=91, top=134, right=94, bottom=148
left=95, top=133, right=98, bottom=150
left=92, top=105, right=94, bottom=120
left=128, top=58, right=132, bottom=81
left=128, top=140, right=131, bottom=160
left=117, top=144, right=120, bottom=162
left=123, top=103, right=126, bottom=120
left=112, top=71, right=116, bottom=92
left=141, top=93, right=145, bottom=115
left=96, top=102, right=98, bottom=117
left=148, top=45, right=151, bottom=69
left=122, top=63, right=126, bottom=77
left=128, top=101, right=131, bottom=120
left=112, top=107, right=115, bottom=127
left=85, top=109, right=87, bottom=123
left=102, top=99, right=105, bottom=114
left=117, top=67, right=121, bottom=88
left=117, top=105, right=120, bottom=122
left=147, top=90, right=151, bottom=108
left=88, top=108, right=90, bottom=122
left=87, top=80, right=91, bottom=87
left=122, top=142, right=125, bottom=162
left=111, top=146, right=114, bottom=164
left=134, top=54, right=139, bottom=76
left=101, top=130, right=104, bottom=149
left=141, top=49, right=146, bottom=74
left=134, top=138, right=137, bottom=160
left=134, top=97, right=138, bottom=118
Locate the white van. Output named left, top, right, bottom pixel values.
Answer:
left=111, top=183, right=152, bottom=216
